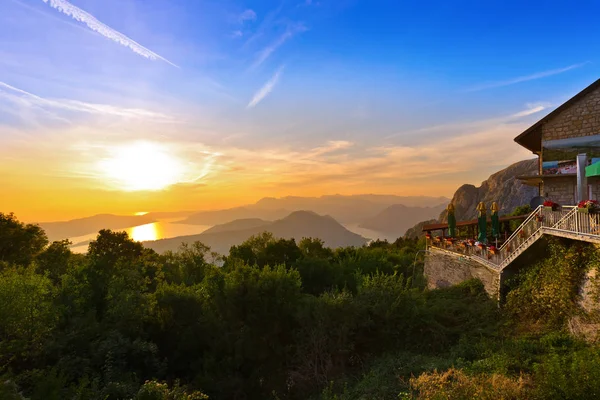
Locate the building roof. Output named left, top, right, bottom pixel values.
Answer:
left=422, top=214, right=529, bottom=232
left=514, top=78, right=600, bottom=153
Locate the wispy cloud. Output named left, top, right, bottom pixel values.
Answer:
left=511, top=102, right=552, bottom=118
left=385, top=102, right=551, bottom=140
left=247, top=66, right=285, bottom=108
left=238, top=9, right=257, bottom=23
left=40, top=0, right=178, bottom=67
left=0, top=81, right=174, bottom=121
left=252, top=23, right=307, bottom=69
left=465, top=62, right=589, bottom=92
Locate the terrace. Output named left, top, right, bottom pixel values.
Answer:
left=423, top=204, right=600, bottom=271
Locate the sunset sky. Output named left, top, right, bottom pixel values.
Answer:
left=1, top=0, right=599, bottom=222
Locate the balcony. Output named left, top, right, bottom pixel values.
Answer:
left=425, top=206, right=600, bottom=271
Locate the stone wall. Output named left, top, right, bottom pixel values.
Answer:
left=543, top=85, right=600, bottom=141
left=543, top=178, right=600, bottom=204
left=424, top=248, right=500, bottom=298
left=543, top=177, right=576, bottom=205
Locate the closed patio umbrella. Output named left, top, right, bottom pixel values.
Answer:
left=491, top=202, right=500, bottom=238
left=477, top=202, right=487, bottom=243
left=491, top=202, right=500, bottom=247
left=447, top=203, right=457, bottom=237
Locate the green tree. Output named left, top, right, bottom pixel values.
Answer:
left=36, top=239, right=72, bottom=282
left=0, top=212, right=48, bottom=267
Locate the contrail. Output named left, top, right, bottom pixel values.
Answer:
left=40, top=0, right=178, bottom=67
left=247, top=66, right=284, bottom=108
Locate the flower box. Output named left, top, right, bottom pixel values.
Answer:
left=543, top=200, right=560, bottom=211
left=488, top=246, right=498, bottom=255
left=578, top=200, right=599, bottom=213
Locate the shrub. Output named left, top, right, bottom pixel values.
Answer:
left=410, top=368, right=532, bottom=400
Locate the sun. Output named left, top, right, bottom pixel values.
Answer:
left=100, top=142, right=185, bottom=191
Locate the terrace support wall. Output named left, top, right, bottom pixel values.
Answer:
left=424, top=248, right=501, bottom=298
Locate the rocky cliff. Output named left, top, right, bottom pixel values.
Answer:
left=439, top=159, right=538, bottom=222
left=404, top=159, right=538, bottom=237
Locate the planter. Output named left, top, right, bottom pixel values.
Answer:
left=578, top=207, right=591, bottom=214
left=544, top=206, right=560, bottom=212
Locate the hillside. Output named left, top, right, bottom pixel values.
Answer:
left=178, top=194, right=450, bottom=226
left=359, top=203, right=446, bottom=237
left=177, top=207, right=290, bottom=226
left=39, top=214, right=156, bottom=242
left=200, top=218, right=271, bottom=234
left=145, top=210, right=368, bottom=254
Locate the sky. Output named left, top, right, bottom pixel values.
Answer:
left=1, top=0, right=599, bottom=221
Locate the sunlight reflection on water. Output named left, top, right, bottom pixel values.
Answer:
left=129, top=223, right=161, bottom=242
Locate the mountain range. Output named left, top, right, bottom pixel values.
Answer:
left=35, top=194, right=448, bottom=243
left=178, top=194, right=449, bottom=226
left=143, top=211, right=369, bottom=254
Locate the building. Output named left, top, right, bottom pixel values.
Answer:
left=423, top=79, right=600, bottom=300
left=514, top=79, right=600, bottom=205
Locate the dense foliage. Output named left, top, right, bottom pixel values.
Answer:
left=1, top=211, right=600, bottom=399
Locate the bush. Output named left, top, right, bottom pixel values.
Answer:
left=410, top=368, right=532, bottom=400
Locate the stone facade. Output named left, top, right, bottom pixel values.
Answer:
left=536, top=84, right=600, bottom=204
left=424, top=248, right=500, bottom=298
left=544, top=177, right=600, bottom=204
left=542, top=85, right=600, bottom=141
left=543, top=177, right=577, bottom=205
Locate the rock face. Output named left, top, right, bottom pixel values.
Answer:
left=439, top=159, right=538, bottom=222
left=403, top=159, right=539, bottom=237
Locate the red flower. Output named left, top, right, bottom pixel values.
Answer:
left=578, top=200, right=599, bottom=209
left=543, top=200, right=559, bottom=208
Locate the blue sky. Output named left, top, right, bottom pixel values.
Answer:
left=1, top=0, right=599, bottom=220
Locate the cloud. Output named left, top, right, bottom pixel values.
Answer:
left=238, top=9, right=257, bottom=23
left=247, top=66, right=285, bottom=108
left=252, top=23, right=307, bottom=69
left=385, top=102, right=551, bottom=140
left=465, top=62, right=589, bottom=92
left=231, top=30, right=243, bottom=38
left=40, top=0, right=178, bottom=67
left=511, top=102, right=552, bottom=118
left=0, top=81, right=174, bottom=121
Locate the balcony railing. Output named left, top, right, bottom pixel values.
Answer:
left=428, top=205, right=599, bottom=270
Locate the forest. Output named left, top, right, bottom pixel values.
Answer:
left=2, top=211, right=600, bottom=399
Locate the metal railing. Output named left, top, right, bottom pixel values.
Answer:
left=548, top=208, right=600, bottom=237
left=428, top=205, right=600, bottom=270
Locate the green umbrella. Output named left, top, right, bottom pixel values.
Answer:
left=447, top=203, right=457, bottom=237
left=477, top=202, right=487, bottom=243
left=491, top=202, right=500, bottom=239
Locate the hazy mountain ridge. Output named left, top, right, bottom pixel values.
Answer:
left=179, top=194, right=450, bottom=226
left=144, top=210, right=368, bottom=254
left=359, top=203, right=447, bottom=237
